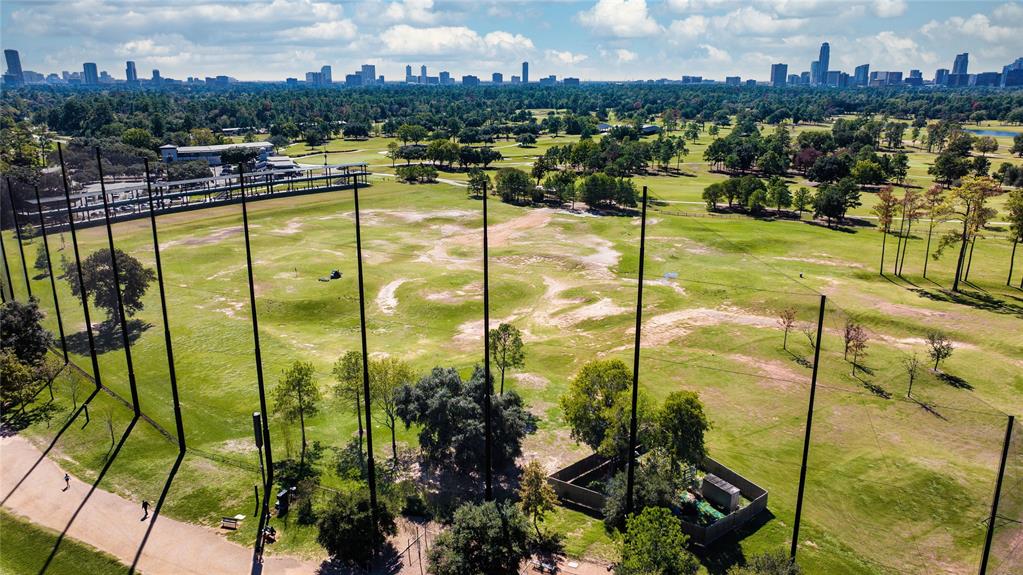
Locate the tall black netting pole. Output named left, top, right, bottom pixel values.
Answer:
left=791, top=294, right=827, bottom=560
left=0, top=220, right=14, bottom=302
left=58, top=143, right=102, bottom=391
left=143, top=158, right=186, bottom=451
left=238, top=164, right=274, bottom=556
left=625, top=186, right=648, bottom=515
left=32, top=185, right=68, bottom=362
left=483, top=179, right=493, bottom=501
left=352, top=175, right=380, bottom=544
left=979, top=415, right=1015, bottom=575
left=6, top=178, right=33, bottom=300
left=96, top=148, right=141, bottom=416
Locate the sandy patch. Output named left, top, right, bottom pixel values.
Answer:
left=551, top=298, right=630, bottom=328
left=632, top=217, right=661, bottom=226
left=623, top=277, right=687, bottom=296
left=775, top=256, right=865, bottom=269
left=447, top=208, right=553, bottom=248
left=388, top=209, right=475, bottom=223
left=511, top=373, right=551, bottom=390
left=425, top=281, right=481, bottom=304
left=631, top=307, right=777, bottom=347
left=160, top=225, right=242, bottom=250
left=271, top=217, right=304, bottom=235
left=727, top=354, right=806, bottom=391
left=210, top=296, right=246, bottom=319
left=577, top=236, right=621, bottom=279
left=875, top=302, right=950, bottom=319
left=377, top=278, right=411, bottom=315
left=206, top=263, right=246, bottom=281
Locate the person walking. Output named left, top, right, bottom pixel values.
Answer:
left=141, top=500, right=150, bottom=520
left=62, top=473, right=70, bottom=491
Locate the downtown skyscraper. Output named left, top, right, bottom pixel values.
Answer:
left=816, top=42, right=830, bottom=86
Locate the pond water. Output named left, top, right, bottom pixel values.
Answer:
left=966, top=129, right=1018, bottom=138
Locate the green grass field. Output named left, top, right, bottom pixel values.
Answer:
left=0, top=510, right=130, bottom=575
left=3, top=120, right=1022, bottom=574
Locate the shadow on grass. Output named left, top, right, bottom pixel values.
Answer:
left=129, top=449, right=184, bottom=574
left=1, top=388, right=100, bottom=506
left=312, top=543, right=401, bottom=575
left=908, top=396, right=948, bottom=421
left=37, top=416, right=138, bottom=575
left=694, top=509, right=776, bottom=574
left=937, top=372, right=973, bottom=390
left=911, top=288, right=1023, bottom=319
left=66, top=319, right=151, bottom=355
left=861, top=381, right=892, bottom=399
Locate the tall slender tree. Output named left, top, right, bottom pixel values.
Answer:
left=921, top=185, right=945, bottom=278
left=873, top=186, right=898, bottom=274
left=933, top=176, right=1002, bottom=292
left=273, top=360, right=321, bottom=467
left=1006, top=188, right=1023, bottom=287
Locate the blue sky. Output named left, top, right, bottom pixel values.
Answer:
left=2, top=1, right=1021, bottom=82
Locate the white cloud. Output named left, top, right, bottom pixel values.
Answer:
left=921, top=11, right=1019, bottom=43
left=667, top=15, right=708, bottom=41
left=383, top=0, right=440, bottom=25
left=711, top=7, right=807, bottom=35
left=873, top=0, right=906, bottom=18
left=615, top=48, right=638, bottom=63
left=864, top=30, right=937, bottom=67
left=545, top=49, right=588, bottom=64
left=279, top=20, right=357, bottom=42
left=379, top=25, right=532, bottom=57
left=994, top=2, right=1023, bottom=22
left=700, top=44, right=732, bottom=62
left=577, top=0, right=662, bottom=38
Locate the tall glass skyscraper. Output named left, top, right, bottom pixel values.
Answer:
left=817, top=42, right=830, bottom=86
left=952, top=53, right=969, bottom=75
left=522, top=61, right=529, bottom=84
left=4, top=49, right=24, bottom=84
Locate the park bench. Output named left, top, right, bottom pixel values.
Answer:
left=220, top=515, right=244, bottom=530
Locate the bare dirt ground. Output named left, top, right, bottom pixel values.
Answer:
left=377, top=278, right=412, bottom=315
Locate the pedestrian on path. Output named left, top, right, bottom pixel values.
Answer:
left=142, top=500, right=150, bottom=520
left=63, top=473, right=70, bottom=491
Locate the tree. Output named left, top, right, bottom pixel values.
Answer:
left=726, top=552, right=801, bottom=575
left=316, top=490, right=396, bottom=567
left=895, top=188, right=923, bottom=276
left=466, top=169, right=490, bottom=199
left=395, top=366, right=536, bottom=476
left=703, top=182, right=724, bottom=211
left=220, top=146, right=260, bottom=166
left=656, top=391, right=709, bottom=470
left=121, top=127, right=153, bottom=151
left=0, top=350, right=39, bottom=409
left=543, top=171, right=577, bottom=207
left=495, top=168, right=532, bottom=204
left=518, top=460, right=558, bottom=536
left=34, top=244, right=50, bottom=275
left=166, top=160, right=211, bottom=181
left=904, top=353, right=921, bottom=397
left=974, top=136, right=998, bottom=157
left=766, top=176, right=791, bottom=213
left=603, top=456, right=679, bottom=530
left=489, top=323, right=525, bottom=394
left=333, top=351, right=365, bottom=453
left=926, top=332, right=954, bottom=372
left=846, top=323, right=869, bottom=376
left=777, top=307, right=797, bottom=350
left=793, top=186, right=811, bottom=218
left=921, top=185, right=945, bottom=278
left=370, top=356, right=415, bottom=461
left=616, top=506, right=699, bottom=575
left=560, top=359, right=631, bottom=453
left=428, top=501, right=530, bottom=575
left=1, top=299, right=53, bottom=365
left=396, top=123, right=428, bottom=145
left=929, top=152, right=971, bottom=186
left=517, top=133, right=537, bottom=147
left=932, top=176, right=1001, bottom=291
left=1011, top=134, right=1023, bottom=157
left=272, top=361, right=321, bottom=467
left=873, top=186, right=898, bottom=273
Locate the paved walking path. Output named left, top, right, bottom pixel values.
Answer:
left=0, top=435, right=320, bottom=575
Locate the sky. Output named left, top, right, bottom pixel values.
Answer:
left=2, top=0, right=1022, bottom=82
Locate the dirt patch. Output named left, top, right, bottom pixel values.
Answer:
left=623, top=277, right=687, bottom=296
left=551, top=298, right=630, bottom=328
left=629, top=307, right=777, bottom=347
left=388, top=209, right=475, bottom=223
left=576, top=236, right=621, bottom=279
left=727, top=354, right=806, bottom=392
left=210, top=296, right=246, bottom=320
left=377, top=278, right=411, bottom=315
left=424, top=281, right=481, bottom=304
left=450, top=208, right=553, bottom=248
left=775, top=256, right=865, bottom=269
left=518, top=428, right=588, bottom=475
left=271, top=217, right=304, bottom=235
left=632, top=217, right=661, bottom=226
left=160, top=225, right=242, bottom=249
left=511, top=373, right=551, bottom=390
left=875, top=302, right=951, bottom=319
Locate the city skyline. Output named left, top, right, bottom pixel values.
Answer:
left=1, top=1, right=1021, bottom=82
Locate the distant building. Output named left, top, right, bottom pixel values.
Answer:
left=152, top=69, right=162, bottom=85
left=286, top=77, right=298, bottom=86
left=420, top=65, right=427, bottom=84
left=952, top=53, right=969, bottom=75
left=810, top=61, right=820, bottom=86
left=854, top=64, right=869, bottom=87
left=1002, top=58, right=1023, bottom=87
left=640, top=124, right=661, bottom=135
left=159, top=141, right=274, bottom=166
left=462, top=75, right=480, bottom=86
left=563, top=77, right=580, bottom=86
left=947, top=73, right=970, bottom=87
left=83, top=62, right=99, bottom=85
left=770, top=63, right=788, bottom=87
left=817, top=42, right=830, bottom=86
left=511, top=75, right=520, bottom=83
left=126, top=61, right=138, bottom=84
left=539, top=75, right=556, bottom=86
left=972, top=72, right=1001, bottom=87
left=725, top=76, right=741, bottom=86
left=321, top=65, right=332, bottom=84
left=344, top=73, right=360, bottom=86
left=745, top=79, right=757, bottom=87
left=492, top=72, right=503, bottom=84
left=681, top=75, right=702, bottom=84
left=522, top=61, right=529, bottom=84
left=934, top=68, right=949, bottom=85
left=405, top=65, right=414, bottom=83
left=439, top=71, right=451, bottom=85
left=869, top=71, right=902, bottom=87
left=800, top=71, right=810, bottom=85
left=361, top=64, right=375, bottom=85
left=3, top=49, right=24, bottom=85
left=306, top=71, right=322, bottom=84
